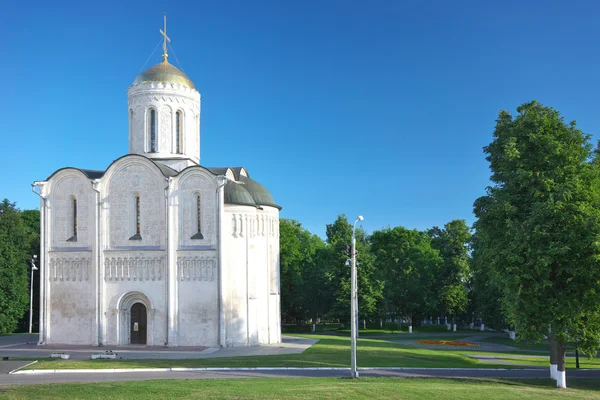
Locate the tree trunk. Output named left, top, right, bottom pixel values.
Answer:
left=408, top=315, right=413, bottom=334
left=556, top=342, right=567, bottom=388
left=549, top=335, right=557, bottom=381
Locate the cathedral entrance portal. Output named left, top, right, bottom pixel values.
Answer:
left=130, top=303, right=147, bottom=344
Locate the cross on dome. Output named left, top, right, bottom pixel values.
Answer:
left=160, top=12, right=171, bottom=62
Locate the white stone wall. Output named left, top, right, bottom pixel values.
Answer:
left=172, top=168, right=219, bottom=346
left=175, top=168, right=217, bottom=248
left=46, top=252, right=95, bottom=344
left=104, top=157, right=166, bottom=249
left=222, top=204, right=281, bottom=346
left=48, top=169, right=95, bottom=249
left=102, top=250, right=167, bottom=346
left=176, top=251, right=219, bottom=346
left=128, top=82, right=201, bottom=168
left=44, top=170, right=97, bottom=345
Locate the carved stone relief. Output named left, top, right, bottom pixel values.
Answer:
left=177, top=256, right=216, bottom=281
left=50, top=257, right=91, bottom=282
left=104, top=256, right=165, bottom=281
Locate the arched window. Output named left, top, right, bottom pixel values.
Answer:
left=191, top=194, right=204, bottom=239
left=130, top=195, right=142, bottom=240
left=175, top=111, right=183, bottom=154
left=67, top=197, right=77, bottom=242
left=149, top=109, right=157, bottom=152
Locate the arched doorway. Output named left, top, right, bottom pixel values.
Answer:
left=130, top=303, right=147, bottom=344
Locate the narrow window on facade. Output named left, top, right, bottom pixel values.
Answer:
left=175, top=111, right=183, bottom=154
left=149, top=109, right=157, bottom=152
left=129, top=195, right=142, bottom=240
left=129, top=109, right=133, bottom=137
left=191, top=194, right=204, bottom=239
left=67, top=197, right=77, bottom=242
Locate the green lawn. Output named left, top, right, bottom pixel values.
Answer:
left=1, top=378, right=599, bottom=399
left=478, top=337, right=572, bottom=352
left=27, top=336, right=509, bottom=370
left=495, top=355, right=600, bottom=369
left=335, top=326, right=477, bottom=335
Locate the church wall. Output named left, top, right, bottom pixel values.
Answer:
left=102, top=250, right=167, bottom=346
left=222, top=205, right=254, bottom=346
left=175, top=169, right=217, bottom=247
left=255, top=206, right=281, bottom=345
left=98, top=157, right=169, bottom=346
left=45, top=170, right=97, bottom=345
left=222, top=205, right=281, bottom=346
left=48, top=170, right=95, bottom=249
left=173, top=169, right=219, bottom=346
left=46, top=252, right=95, bottom=344
left=176, top=251, right=218, bottom=346
left=104, top=158, right=166, bottom=249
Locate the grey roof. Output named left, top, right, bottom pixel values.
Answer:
left=153, top=162, right=178, bottom=177
left=207, top=167, right=231, bottom=177
left=238, top=176, right=279, bottom=209
left=78, top=169, right=105, bottom=179
left=223, top=180, right=256, bottom=207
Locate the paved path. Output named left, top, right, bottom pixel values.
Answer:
left=0, top=335, right=318, bottom=361
left=1, top=367, right=599, bottom=386
left=390, top=333, right=519, bottom=352
left=0, top=334, right=38, bottom=348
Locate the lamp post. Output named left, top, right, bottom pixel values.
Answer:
left=29, top=255, right=38, bottom=334
left=350, top=215, right=364, bottom=379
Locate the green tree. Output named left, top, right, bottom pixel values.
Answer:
left=279, top=219, right=325, bottom=323
left=324, top=215, right=382, bottom=323
left=429, top=220, right=471, bottom=326
left=0, top=200, right=30, bottom=334
left=17, top=209, right=40, bottom=332
left=371, top=227, right=441, bottom=329
left=473, top=101, right=600, bottom=388
left=470, top=231, right=506, bottom=330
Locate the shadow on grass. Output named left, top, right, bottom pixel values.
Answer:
left=453, top=378, right=600, bottom=391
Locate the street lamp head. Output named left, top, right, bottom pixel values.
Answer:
left=357, top=215, right=364, bottom=221
left=33, top=255, right=38, bottom=259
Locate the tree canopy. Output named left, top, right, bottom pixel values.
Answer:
left=0, top=200, right=31, bottom=334
left=473, top=101, right=600, bottom=386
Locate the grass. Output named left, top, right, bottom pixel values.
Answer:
left=26, top=335, right=510, bottom=370
left=477, top=337, right=577, bottom=352
left=1, top=378, right=599, bottom=399
left=494, top=355, right=600, bottom=369
left=335, top=326, right=477, bottom=335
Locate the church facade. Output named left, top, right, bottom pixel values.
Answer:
left=32, top=20, right=281, bottom=347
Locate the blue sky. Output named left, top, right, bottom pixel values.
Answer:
left=4, top=0, right=600, bottom=238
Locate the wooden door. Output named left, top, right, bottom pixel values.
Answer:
left=130, top=303, right=147, bottom=344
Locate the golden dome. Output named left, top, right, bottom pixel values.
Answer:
left=132, top=60, right=196, bottom=89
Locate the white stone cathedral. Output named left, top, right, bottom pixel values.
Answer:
left=32, top=18, right=281, bottom=347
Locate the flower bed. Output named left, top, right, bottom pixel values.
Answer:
left=416, top=340, right=479, bottom=347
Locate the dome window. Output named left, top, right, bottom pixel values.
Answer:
left=148, top=109, right=157, bottom=152
left=175, top=111, right=183, bottom=154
